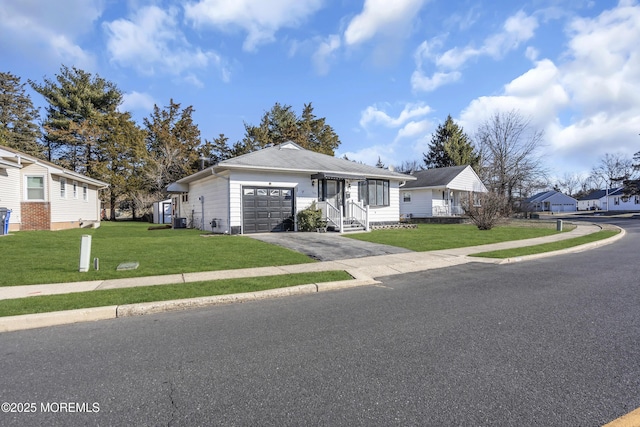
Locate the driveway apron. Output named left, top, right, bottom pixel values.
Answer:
left=247, top=232, right=413, bottom=261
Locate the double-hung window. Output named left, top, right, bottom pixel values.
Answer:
left=60, top=178, right=67, bottom=198
left=26, top=176, right=45, bottom=201
left=82, top=183, right=88, bottom=201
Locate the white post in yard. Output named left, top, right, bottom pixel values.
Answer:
left=79, top=234, right=92, bottom=272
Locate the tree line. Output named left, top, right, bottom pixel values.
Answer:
left=0, top=67, right=341, bottom=220
left=1, top=66, right=638, bottom=221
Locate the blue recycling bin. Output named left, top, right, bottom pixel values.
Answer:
left=0, top=208, right=9, bottom=235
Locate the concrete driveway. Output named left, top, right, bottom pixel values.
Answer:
left=247, top=231, right=412, bottom=261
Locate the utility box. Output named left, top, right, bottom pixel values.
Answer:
left=556, top=219, right=563, bottom=232
left=0, top=208, right=8, bottom=235
left=174, top=217, right=187, bottom=229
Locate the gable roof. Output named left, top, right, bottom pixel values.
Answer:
left=524, top=190, right=577, bottom=204
left=0, top=145, right=108, bottom=188
left=578, top=188, right=625, bottom=201
left=174, top=141, right=415, bottom=185
left=400, top=165, right=481, bottom=190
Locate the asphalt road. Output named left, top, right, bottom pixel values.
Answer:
left=1, top=218, right=639, bottom=426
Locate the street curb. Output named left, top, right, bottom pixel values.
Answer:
left=116, top=283, right=319, bottom=317
left=497, top=226, right=625, bottom=264
left=0, top=278, right=378, bottom=332
left=0, top=306, right=118, bottom=333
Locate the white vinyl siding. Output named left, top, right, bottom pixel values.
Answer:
left=0, top=164, right=22, bottom=226
left=400, top=188, right=432, bottom=218
left=50, top=180, right=101, bottom=224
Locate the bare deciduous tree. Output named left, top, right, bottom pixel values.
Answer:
left=462, top=191, right=512, bottom=230
left=590, top=152, right=635, bottom=189
left=475, top=110, right=547, bottom=205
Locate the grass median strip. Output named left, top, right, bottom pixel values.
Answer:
left=470, top=230, right=619, bottom=259
left=0, top=271, right=352, bottom=317
left=346, top=222, right=572, bottom=252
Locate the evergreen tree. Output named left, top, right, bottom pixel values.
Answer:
left=144, top=99, right=201, bottom=194
left=30, top=66, right=122, bottom=172
left=93, top=111, right=147, bottom=220
left=0, top=71, right=42, bottom=156
left=223, top=102, right=341, bottom=158
left=423, top=115, right=478, bottom=169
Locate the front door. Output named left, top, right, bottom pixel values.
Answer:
left=321, top=180, right=344, bottom=211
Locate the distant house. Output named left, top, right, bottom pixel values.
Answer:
left=0, top=145, right=108, bottom=232
left=578, top=187, right=640, bottom=211
left=399, top=165, right=487, bottom=218
left=167, top=141, right=415, bottom=234
left=524, top=190, right=577, bottom=212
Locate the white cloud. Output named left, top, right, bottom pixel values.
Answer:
left=184, top=0, right=324, bottom=51
left=312, top=35, right=342, bottom=75
left=360, top=102, right=432, bottom=129
left=343, top=0, right=428, bottom=46
left=0, top=0, right=101, bottom=68
left=412, top=10, right=539, bottom=92
left=121, top=91, right=156, bottom=113
left=104, top=6, right=224, bottom=81
left=458, top=2, right=640, bottom=175
left=411, top=70, right=461, bottom=92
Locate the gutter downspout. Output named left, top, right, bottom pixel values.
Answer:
left=211, top=168, right=231, bottom=234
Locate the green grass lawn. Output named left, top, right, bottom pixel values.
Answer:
left=346, top=221, right=571, bottom=251
left=0, top=221, right=314, bottom=287
left=0, top=271, right=352, bottom=317
left=470, top=230, right=619, bottom=258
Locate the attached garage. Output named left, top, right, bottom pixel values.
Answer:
left=242, top=186, right=294, bottom=233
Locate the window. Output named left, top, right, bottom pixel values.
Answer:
left=60, top=178, right=66, bottom=198
left=358, top=180, right=390, bottom=207
left=403, top=192, right=411, bottom=203
left=614, top=197, right=620, bottom=205
left=26, top=176, right=45, bottom=200
left=73, top=181, right=78, bottom=199
left=82, top=183, right=88, bottom=201
left=635, top=196, right=640, bottom=205
left=181, top=194, right=189, bottom=202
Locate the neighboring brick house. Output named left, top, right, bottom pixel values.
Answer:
left=0, top=145, right=108, bottom=231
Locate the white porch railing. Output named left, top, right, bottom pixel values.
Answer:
left=317, top=201, right=341, bottom=230
left=432, top=204, right=464, bottom=217
left=347, top=200, right=369, bottom=231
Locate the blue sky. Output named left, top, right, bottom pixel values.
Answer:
left=1, top=0, right=639, bottom=181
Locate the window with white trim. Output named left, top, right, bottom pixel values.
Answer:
left=403, top=192, right=411, bottom=203
left=635, top=196, right=640, bottom=205
left=82, top=183, right=88, bottom=201
left=60, top=178, right=66, bottom=198
left=73, top=181, right=78, bottom=199
left=358, top=180, right=389, bottom=207
left=26, top=176, right=45, bottom=200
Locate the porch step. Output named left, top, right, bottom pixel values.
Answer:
left=341, top=222, right=366, bottom=232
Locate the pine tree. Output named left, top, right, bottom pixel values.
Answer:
left=0, top=72, right=42, bottom=156
left=144, top=99, right=201, bottom=194
left=30, top=65, right=122, bottom=172
left=93, top=112, right=147, bottom=220
left=423, top=115, right=478, bottom=169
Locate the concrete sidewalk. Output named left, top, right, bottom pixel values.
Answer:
left=0, top=223, right=625, bottom=332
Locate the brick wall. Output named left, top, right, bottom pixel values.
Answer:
left=20, top=202, right=51, bottom=230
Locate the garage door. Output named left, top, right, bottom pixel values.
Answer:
left=242, top=187, right=294, bottom=233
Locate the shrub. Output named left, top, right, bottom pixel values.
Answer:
left=296, top=202, right=323, bottom=231
left=462, top=191, right=512, bottom=230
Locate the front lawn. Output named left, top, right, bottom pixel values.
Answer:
left=346, top=221, right=572, bottom=251
left=0, top=222, right=314, bottom=287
